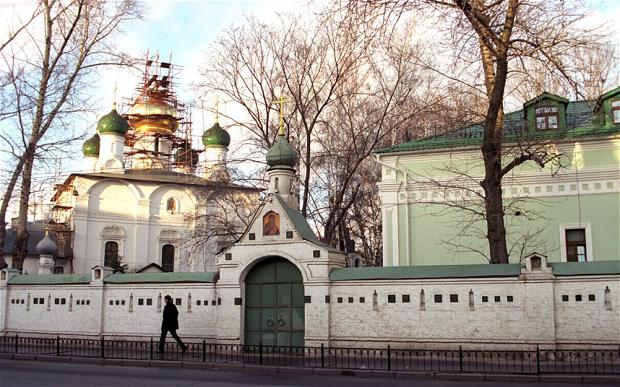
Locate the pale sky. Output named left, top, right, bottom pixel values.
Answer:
left=99, top=0, right=315, bottom=148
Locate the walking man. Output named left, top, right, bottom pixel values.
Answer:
left=159, top=295, right=188, bottom=353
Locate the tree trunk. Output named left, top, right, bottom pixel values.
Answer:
left=12, top=149, right=35, bottom=271
left=481, top=144, right=509, bottom=263
left=0, top=156, right=26, bottom=269
left=479, top=38, right=510, bottom=264
left=300, top=132, right=312, bottom=217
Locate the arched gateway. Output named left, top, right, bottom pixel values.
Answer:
left=244, top=257, right=304, bottom=347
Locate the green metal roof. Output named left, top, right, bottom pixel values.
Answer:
left=331, top=260, right=620, bottom=281
left=330, top=263, right=522, bottom=281
left=8, top=274, right=91, bottom=285
left=597, top=86, right=620, bottom=102
left=523, top=91, right=568, bottom=108
left=549, top=261, right=620, bottom=276
left=376, top=100, right=619, bottom=154
left=104, top=272, right=218, bottom=284
left=274, top=194, right=340, bottom=252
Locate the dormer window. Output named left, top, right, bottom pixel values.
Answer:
left=535, top=106, right=559, bottom=130
left=611, top=100, right=620, bottom=124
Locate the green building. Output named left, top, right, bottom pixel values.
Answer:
left=375, top=88, right=620, bottom=266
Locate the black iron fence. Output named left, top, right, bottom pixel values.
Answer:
left=1, top=335, right=618, bottom=374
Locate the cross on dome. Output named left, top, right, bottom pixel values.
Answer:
left=274, top=95, right=290, bottom=136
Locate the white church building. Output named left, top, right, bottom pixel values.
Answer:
left=7, top=58, right=260, bottom=276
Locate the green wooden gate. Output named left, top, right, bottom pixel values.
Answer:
left=245, top=257, right=304, bottom=347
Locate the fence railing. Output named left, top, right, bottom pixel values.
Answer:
left=1, top=335, right=618, bottom=374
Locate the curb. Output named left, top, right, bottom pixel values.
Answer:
left=582, top=375, right=620, bottom=385
left=212, top=363, right=243, bottom=371
left=539, top=375, right=584, bottom=383
left=104, top=358, right=124, bottom=366
left=277, top=366, right=309, bottom=374
left=182, top=361, right=213, bottom=369
left=122, top=359, right=150, bottom=368
left=485, top=373, right=539, bottom=383
left=436, top=372, right=485, bottom=381
left=72, top=357, right=105, bottom=365
left=150, top=360, right=178, bottom=368
left=36, top=355, right=71, bottom=363
left=398, top=371, right=434, bottom=379
left=14, top=353, right=37, bottom=361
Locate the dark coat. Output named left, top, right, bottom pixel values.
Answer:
left=162, top=302, right=179, bottom=331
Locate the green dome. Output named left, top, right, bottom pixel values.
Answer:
left=82, top=133, right=100, bottom=157
left=202, top=122, right=231, bottom=147
left=97, top=108, right=130, bottom=135
left=266, top=134, right=298, bottom=168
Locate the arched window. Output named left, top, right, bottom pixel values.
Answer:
left=354, top=258, right=360, bottom=267
left=104, top=241, right=119, bottom=267
left=162, top=244, right=175, bottom=272
left=166, top=197, right=177, bottom=214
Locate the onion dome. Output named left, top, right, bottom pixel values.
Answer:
left=36, top=231, right=57, bottom=256
left=266, top=134, right=298, bottom=168
left=82, top=133, right=100, bottom=157
left=128, top=95, right=179, bottom=134
left=130, top=99, right=177, bottom=117
left=202, top=122, right=231, bottom=148
left=97, top=108, right=130, bottom=135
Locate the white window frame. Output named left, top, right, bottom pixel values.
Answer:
left=158, top=229, right=181, bottom=271
left=100, top=225, right=126, bottom=266
left=559, top=223, right=593, bottom=262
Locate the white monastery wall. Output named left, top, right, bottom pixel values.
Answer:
left=328, top=279, right=556, bottom=348
left=552, top=276, right=619, bottom=344
left=101, top=283, right=217, bottom=338
left=1, top=270, right=617, bottom=349
left=4, top=285, right=102, bottom=335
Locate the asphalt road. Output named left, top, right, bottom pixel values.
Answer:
left=0, top=359, right=609, bottom=387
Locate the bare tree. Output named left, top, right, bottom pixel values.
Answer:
left=200, top=13, right=372, bottom=218
left=199, top=9, right=452, bottom=265
left=181, top=188, right=259, bottom=271
left=0, top=0, right=140, bottom=270
left=342, top=159, right=383, bottom=266
left=343, top=0, right=611, bottom=263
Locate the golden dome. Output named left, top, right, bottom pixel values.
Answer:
left=128, top=95, right=179, bottom=134
left=130, top=101, right=177, bottom=117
